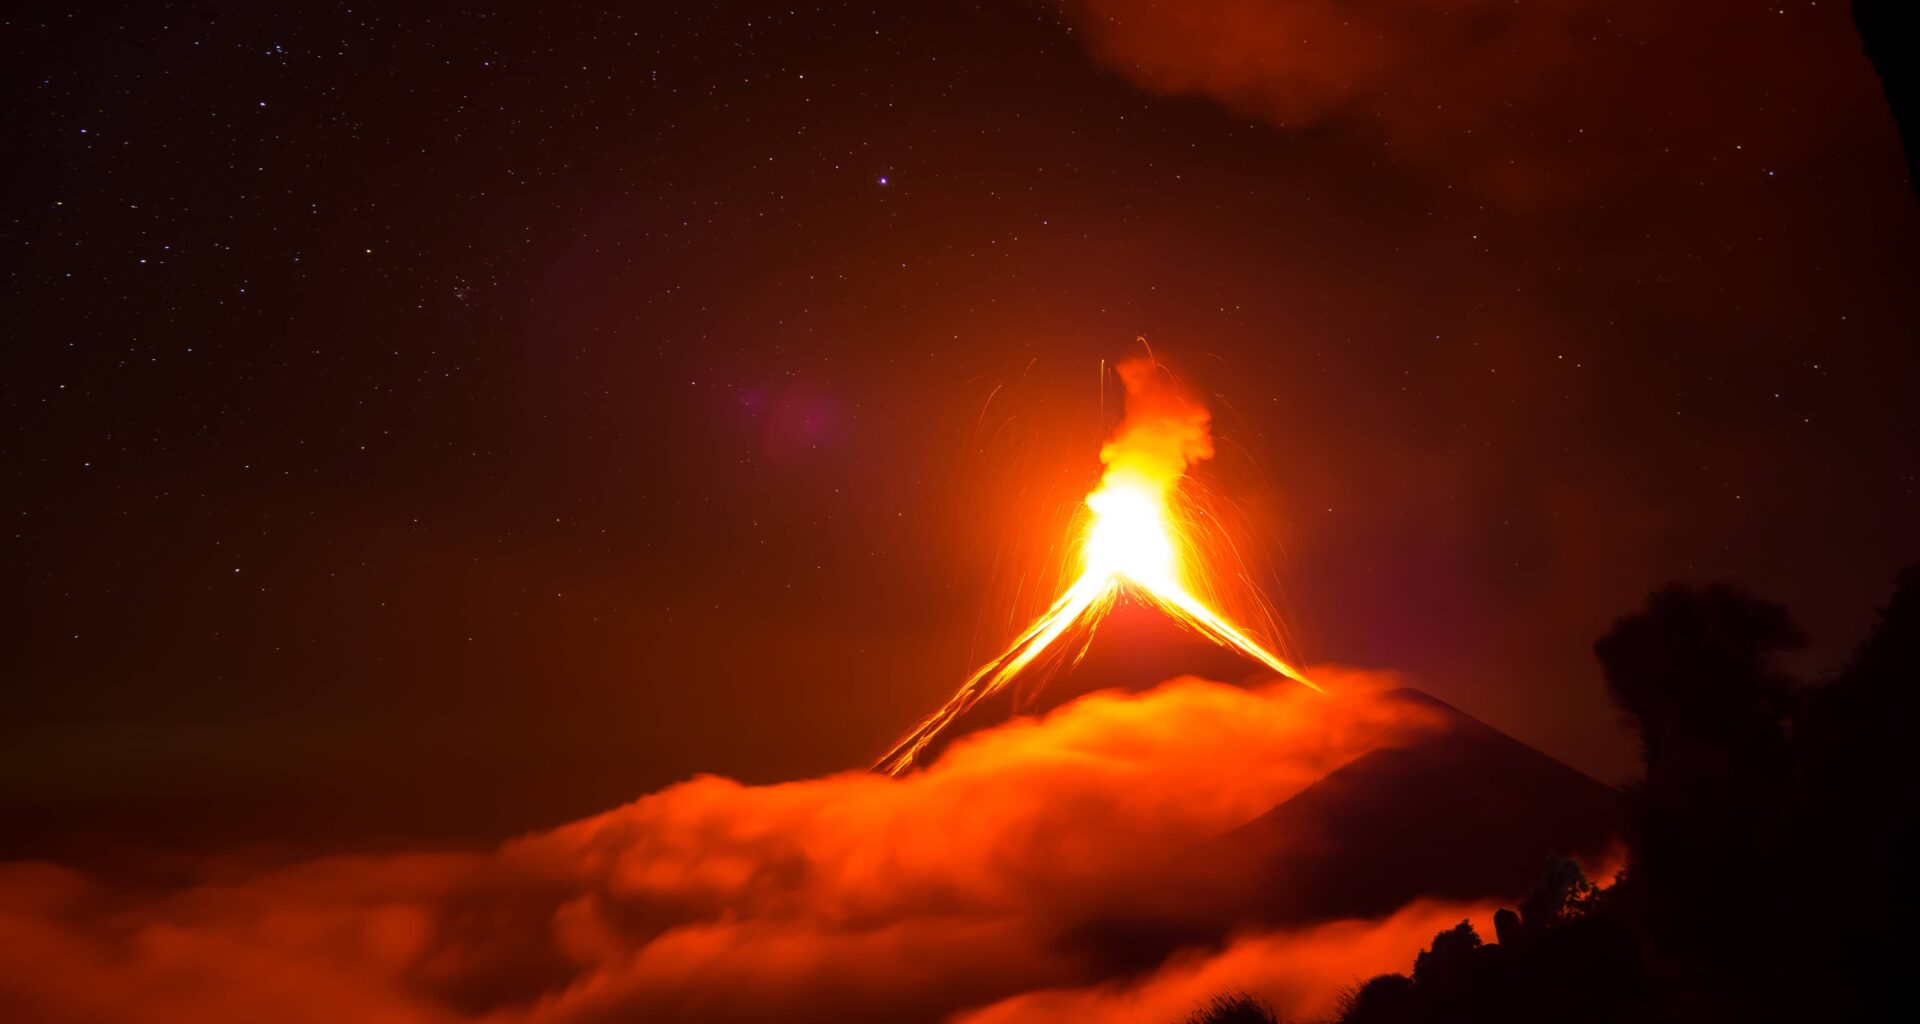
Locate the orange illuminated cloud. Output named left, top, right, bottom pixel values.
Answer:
left=0, top=674, right=1480, bottom=1024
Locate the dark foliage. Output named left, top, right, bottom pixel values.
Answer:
left=1183, top=990, right=1282, bottom=1024
left=1327, top=857, right=1645, bottom=1024
left=1186, top=566, right=1920, bottom=1024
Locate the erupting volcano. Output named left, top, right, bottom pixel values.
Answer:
left=878, top=355, right=1319, bottom=776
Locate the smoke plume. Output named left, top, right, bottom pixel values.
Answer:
left=1099, top=355, right=1214, bottom=492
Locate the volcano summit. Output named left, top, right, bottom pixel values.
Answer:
left=879, top=355, right=1314, bottom=774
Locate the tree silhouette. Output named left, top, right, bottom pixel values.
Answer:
left=1593, top=582, right=1802, bottom=772
left=1336, top=973, right=1416, bottom=1024
left=1593, top=583, right=1806, bottom=1014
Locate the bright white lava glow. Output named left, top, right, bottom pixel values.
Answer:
left=1082, top=475, right=1181, bottom=590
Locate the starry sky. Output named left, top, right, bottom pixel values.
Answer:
left=5, top=2, right=1916, bottom=867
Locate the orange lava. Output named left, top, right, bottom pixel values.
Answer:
left=878, top=356, right=1315, bottom=775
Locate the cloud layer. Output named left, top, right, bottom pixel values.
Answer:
left=0, top=673, right=1507, bottom=1024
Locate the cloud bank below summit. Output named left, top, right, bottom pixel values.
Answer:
left=0, top=672, right=1521, bottom=1024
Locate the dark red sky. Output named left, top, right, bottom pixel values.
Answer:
left=4, top=1, right=1916, bottom=865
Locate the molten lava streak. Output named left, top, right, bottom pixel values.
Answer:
left=878, top=356, right=1317, bottom=775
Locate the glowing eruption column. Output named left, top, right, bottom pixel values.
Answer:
left=878, top=358, right=1317, bottom=775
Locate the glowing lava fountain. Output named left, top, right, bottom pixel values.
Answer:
left=877, top=356, right=1317, bottom=775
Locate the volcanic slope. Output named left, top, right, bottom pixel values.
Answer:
left=1198, top=688, right=1622, bottom=920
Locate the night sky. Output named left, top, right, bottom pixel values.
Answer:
left=5, top=2, right=1916, bottom=866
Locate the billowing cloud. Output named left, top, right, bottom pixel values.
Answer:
left=0, top=674, right=1584, bottom=1023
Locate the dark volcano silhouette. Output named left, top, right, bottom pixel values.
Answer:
left=1057, top=685, right=1623, bottom=972
left=1201, top=688, right=1623, bottom=920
